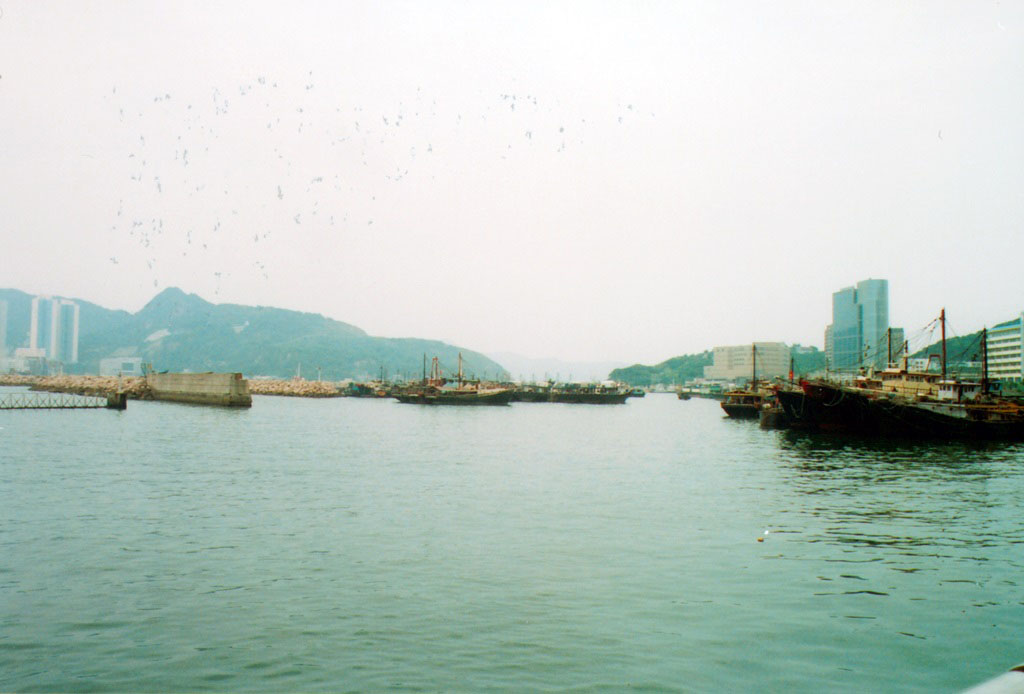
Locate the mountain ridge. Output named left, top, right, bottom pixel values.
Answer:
left=1, top=287, right=506, bottom=381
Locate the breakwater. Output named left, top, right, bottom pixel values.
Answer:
left=1, top=374, right=349, bottom=401
left=146, top=372, right=252, bottom=407
left=247, top=378, right=343, bottom=397
left=0, top=374, right=150, bottom=399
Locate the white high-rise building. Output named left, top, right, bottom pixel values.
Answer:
left=29, top=296, right=79, bottom=363
left=987, top=313, right=1024, bottom=382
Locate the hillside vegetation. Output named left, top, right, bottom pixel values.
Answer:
left=610, top=352, right=714, bottom=386
left=611, top=346, right=827, bottom=387
left=1, top=287, right=507, bottom=381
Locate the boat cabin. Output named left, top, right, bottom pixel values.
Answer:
left=937, top=380, right=982, bottom=403
left=878, top=366, right=940, bottom=398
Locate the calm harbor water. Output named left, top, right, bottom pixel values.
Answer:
left=2, top=389, right=1022, bottom=692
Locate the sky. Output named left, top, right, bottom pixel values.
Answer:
left=1, top=1, right=1022, bottom=364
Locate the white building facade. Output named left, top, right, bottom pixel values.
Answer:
left=99, top=357, right=144, bottom=377
left=703, top=342, right=790, bottom=381
left=987, top=313, right=1024, bottom=382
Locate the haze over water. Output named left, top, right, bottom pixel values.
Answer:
left=2, top=392, right=1023, bottom=691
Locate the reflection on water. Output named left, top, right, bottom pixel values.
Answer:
left=769, top=428, right=1024, bottom=573
left=777, top=428, right=1024, bottom=468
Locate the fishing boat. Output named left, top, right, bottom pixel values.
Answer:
left=720, top=344, right=767, bottom=419
left=776, top=310, right=1024, bottom=440
left=721, top=390, right=765, bottom=419
left=393, top=354, right=514, bottom=406
left=757, top=396, right=789, bottom=429
left=548, top=382, right=629, bottom=404
left=512, top=382, right=553, bottom=402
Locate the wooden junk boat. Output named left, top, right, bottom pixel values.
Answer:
left=721, top=344, right=768, bottom=419
left=393, top=354, right=514, bottom=406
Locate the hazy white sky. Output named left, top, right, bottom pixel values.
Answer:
left=1, top=1, right=1021, bottom=363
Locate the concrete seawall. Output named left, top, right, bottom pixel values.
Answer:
left=146, top=372, right=252, bottom=407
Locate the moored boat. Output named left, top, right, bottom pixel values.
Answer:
left=775, top=312, right=1024, bottom=440
left=394, top=354, right=513, bottom=406
left=512, top=383, right=553, bottom=402
left=548, top=382, right=629, bottom=404
left=720, top=344, right=766, bottom=419
left=721, top=390, right=765, bottom=419
left=393, top=385, right=514, bottom=406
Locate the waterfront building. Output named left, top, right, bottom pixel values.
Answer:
left=29, top=296, right=79, bottom=363
left=100, top=357, right=144, bottom=377
left=825, top=278, right=902, bottom=371
left=987, top=313, right=1024, bottom=382
left=12, top=347, right=46, bottom=374
left=703, top=342, right=790, bottom=381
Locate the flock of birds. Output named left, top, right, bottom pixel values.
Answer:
left=103, top=71, right=654, bottom=295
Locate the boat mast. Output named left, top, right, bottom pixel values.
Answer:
left=751, top=343, right=756, bottom=389
left=981, top=327, right=989, bottom=394
left=458, top=352, right=464, bottom=387
left=940, top=308, right=947, bottom=380
left=887, top=328, right=892, bottom=366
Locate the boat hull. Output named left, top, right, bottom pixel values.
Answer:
left=776, top=381, right=1024, bottom=440
left=394, top=389, right=514, bottom=406
left=548, top=392, right=629, bottom=404
left=721, top=402, right=761, bottom=419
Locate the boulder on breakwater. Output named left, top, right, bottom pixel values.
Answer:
left=0, top=374, right=151, bottom=399
left=247, top=378, right=342, bottom=397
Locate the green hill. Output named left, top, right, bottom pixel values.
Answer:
left=610, top=345, right=827, bottom=387
left=2, top=287, right=508, bottom=381
left=610, top=351, right=714, bottom=387
left=911, top=330, right=984, bottom=365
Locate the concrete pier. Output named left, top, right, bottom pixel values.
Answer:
left=146, top=372, right=252, bottom=407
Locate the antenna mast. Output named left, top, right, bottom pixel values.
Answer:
left=940, top=308, right=947, bottom=379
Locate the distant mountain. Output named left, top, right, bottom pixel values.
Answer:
left=1, top=287, right=508, bottom=381
left=488, top=352, right=626, bottom=383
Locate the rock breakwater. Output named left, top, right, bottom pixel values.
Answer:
left=0, top=374, right=151, bottom=398
left=248, top=378, right=343, bottom=397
